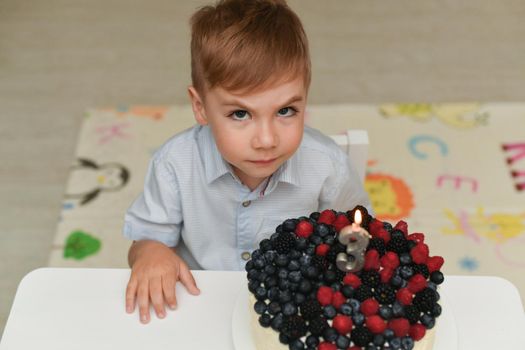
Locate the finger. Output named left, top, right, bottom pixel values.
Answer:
left=162, top=275, right=177, bottom=310
left=149, top=277, right=166, bottom=319
left=137, top=280, right=151, bottom=324
left=125, top=276, right=138, bottom=313
left=179, top=265, right=200, bottom=295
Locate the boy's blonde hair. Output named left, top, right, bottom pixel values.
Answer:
left=190, top=0, right=311, bottom=94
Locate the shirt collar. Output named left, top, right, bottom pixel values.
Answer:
left=199, top=124, right=301, bottom=187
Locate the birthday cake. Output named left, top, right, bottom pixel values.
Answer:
left=246, top=206, right=445, bottom=350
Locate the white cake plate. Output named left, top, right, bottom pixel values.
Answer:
left=232, top=286, right=457, bottom=350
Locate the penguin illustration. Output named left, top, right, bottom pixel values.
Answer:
left=64, top=158, right=130, bottom=205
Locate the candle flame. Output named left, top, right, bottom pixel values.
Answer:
left=354, top=209, right=362, bottom=225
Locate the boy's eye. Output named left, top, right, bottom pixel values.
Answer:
left=231, top=110, right=250, bottom=120
left=277, top=107, right=296, bottom=117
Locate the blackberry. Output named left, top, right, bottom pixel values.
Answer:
left=334, top=268, right=346, bottom=281
left=404, top=304, right=421, bottom=324
left=326, top=243, right=346, bottom=262
left=374, top=283, right=396, bottom=304
left=360, top=270, right=380, bottom=288
left=309, top=212, right=321, bottom=221
left=413, top=288, right=438, bottom=313
left=387, top=236, right=409, bottom=254
left=272, top=232, right=296, bottom=254
left=351, top=326, right=373, bottom=347
left=411, top=263, right=430, bottom=279
left=281, top=315, right=307, bottom=340
left=311, top=256, right=327, bottom=271
left=300, top=300, right=322, bottom=320
left=367, top=237, right=386, bottom=256
left=354, top=285, right=373, bottom=302
left=308, top=316, right=329, bottom=336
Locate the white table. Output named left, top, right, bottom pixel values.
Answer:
left=1, top=268, right=524, bottom=349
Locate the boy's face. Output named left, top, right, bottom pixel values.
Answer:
left=189, top=76, right=307, bottom=191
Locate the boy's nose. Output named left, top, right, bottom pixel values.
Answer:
left=253, top=120, right=278, bottom=149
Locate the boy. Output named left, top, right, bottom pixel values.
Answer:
left=123, top=0, right=371, bottom=324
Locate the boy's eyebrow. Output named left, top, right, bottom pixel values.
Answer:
left=222, top=95, right=304, bottom=109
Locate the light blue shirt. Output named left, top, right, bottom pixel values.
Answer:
left=123, top=124, right=371, bottom=271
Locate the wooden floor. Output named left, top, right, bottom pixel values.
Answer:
left=1, top=0, right=524, bottom=337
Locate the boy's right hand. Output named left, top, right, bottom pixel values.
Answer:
left=125, top=240, right=200, bottom=324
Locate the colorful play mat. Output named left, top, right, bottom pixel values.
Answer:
left=49, top=103, right=525, bottom=304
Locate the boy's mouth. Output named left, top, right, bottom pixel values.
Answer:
left=249, top=158, right=277, bottom=165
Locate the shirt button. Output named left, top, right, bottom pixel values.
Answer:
left=241, top=252, right=251, bottom=261
left=242, top=200, right=251, bottom=207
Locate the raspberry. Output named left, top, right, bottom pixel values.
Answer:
left=410, top=243, right=429, bottom=264
left=308, top=316, right=329, bottom=336
left=364, top=249, right=381, bottom=270
left=380, top=268, right=394, bottom=284
left=380, top=251, right=400, bottom=269
left=360, top=298, right=379, bottom=316
left=333, top=213, right=350, bottom=232
left=366, top=315, right=387, bottom=334
left=394, top=220, right=408, bottom=236
left=376, top=228, right=391, bottom=243
left=407, top=274, right=427, bottom=293
left=333, top=314, right=353, bottom=334
left=317, top=286, right=334, bottom=306
left=409, top=323, right=427, bottom=341
left=426, top=256, right=444, bottom=273
left=295, top=220, right=314, bottom=238
left=332, top=291, right=346, bottom=309
left=316, top=244, right=330, bottom=256
left=360, top=270, right=380, bottom=287
left=300, top=300, right=322, bottom=320
left=318, top=342, right=337, bottom=350
left=343, top=273, right=362, bottom=288
left=281, top=315, right=307, bottom=339
left=374, top=284, right=396, bottom=304
left=408, top=233, right=425, bottom=243
left=318, top=209, right=336, bottom=225
left=368, top=219, right=384, bottom=235
left=272, top=232, right=296, bottom=254
left=388, top=318, right=410, bottom=337
left=396, top=288, right=413, bottom=306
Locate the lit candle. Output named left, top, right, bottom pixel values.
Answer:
left=336, top=209, right=371, bottom=272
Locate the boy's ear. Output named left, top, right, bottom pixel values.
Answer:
left=188, top=86, right=208, bottom=125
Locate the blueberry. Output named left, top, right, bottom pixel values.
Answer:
left=278, top=268, right=289, bottom=280
left=267, top=286, right=280, bottom=301
left=282, top=302, right=298, bottom=316
left=265, top=276, right=278, bottom=288
left=245, top=260, right=255, bottom=272
left=248, top=280, right=260, bottom=293
left=352, top=312, right=365, bottom=326
left=289, top=339, right=305, bottom=350
left=289, top=250, right=302, bottom=259
left=400, top=266, right=414, bottom=280
left=248, top=269, right=259, bottom=280
left=336, top=335, right=350, bottom=349
left=305, top=245, right=316, bottom=256
left=260, top=239, right=272, bottom=252
left=323, top=327, right=338, bottom=342
left=289, top=282, right=299, bottom=292
left=268, top=301, right=281, bottom=315
left=252, top=249, right=263, bottom=260
left=383, top=328, right=395, bottom=340
left=275, top=225, right=283, bottom=234
left=391, top=275, right=403, bottom=288
left=373, top=334, right=385, bottom=346
left=264, top=265, right=276, bottom=275
left=254, top=300, right=267, bottom=314
left=294, top=293, right=306, bottom=305
left=264, top=251, right=277, bottom=262
left=324, top=270, right=337, bottom=283
left=253, top=258, right=265, bottom=270
left=401, top=336, right=415, bottom=350
left=299, top=255, right=312, bottom=266
left=341, top=285, right=354, bottom=298
left=430, top=271, right=444, bottom=285
left=431, top=303, right=442, bottom=317
left=324, top=236, right=335, bottom=245
left=305, top=335, right=319, bottom=347
left=390, top=337, right=402, bottom=349
left=299, top=280, right=312, bottom=293
left=379, top=305, right=393, bottom=320
left=310, top=235, right=322, bottom=245
left=427, top=282, right=437, bottom=291
left=276, top=254, right=289, bottom=267
left=289, top=271, right=302, bottom=283
left=421, top=314, right=435, bottom=329
left=323, top=305, right=337, bottom=319
left=310, top=211, right=321, bottom=220
left=283, top=219, right=297, bottom=232
left=279, top=332, right=290, bottom=345
left=340, top=303, right=353, bottom=315
left=392, top=301, right=405, bottom=317
left=306, top=266, right=319, bottom=279
left=315, top=224, right=330, bottom=237
left=399, top=253, right=412, bottom=265
left=348, top=298, right=360, bottom=312
left=255, top=286, right=267, bottom=300
left=271, top=313, right=284, bottom=330
left=288, top=260, right=300, bottom=271
left=279, top=290, right=292, bottom=303
left=279, top=279, right=290, bottom=291
left=366, top=345, right=376, bottom=350
left=295, top=238, right=308, bottom=251
left=258, top=313, right=272, bottom=327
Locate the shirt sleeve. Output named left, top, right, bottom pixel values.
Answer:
left=318, top=152, right=373, bottom=215
left=122, top=155, right=182, bottom=247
